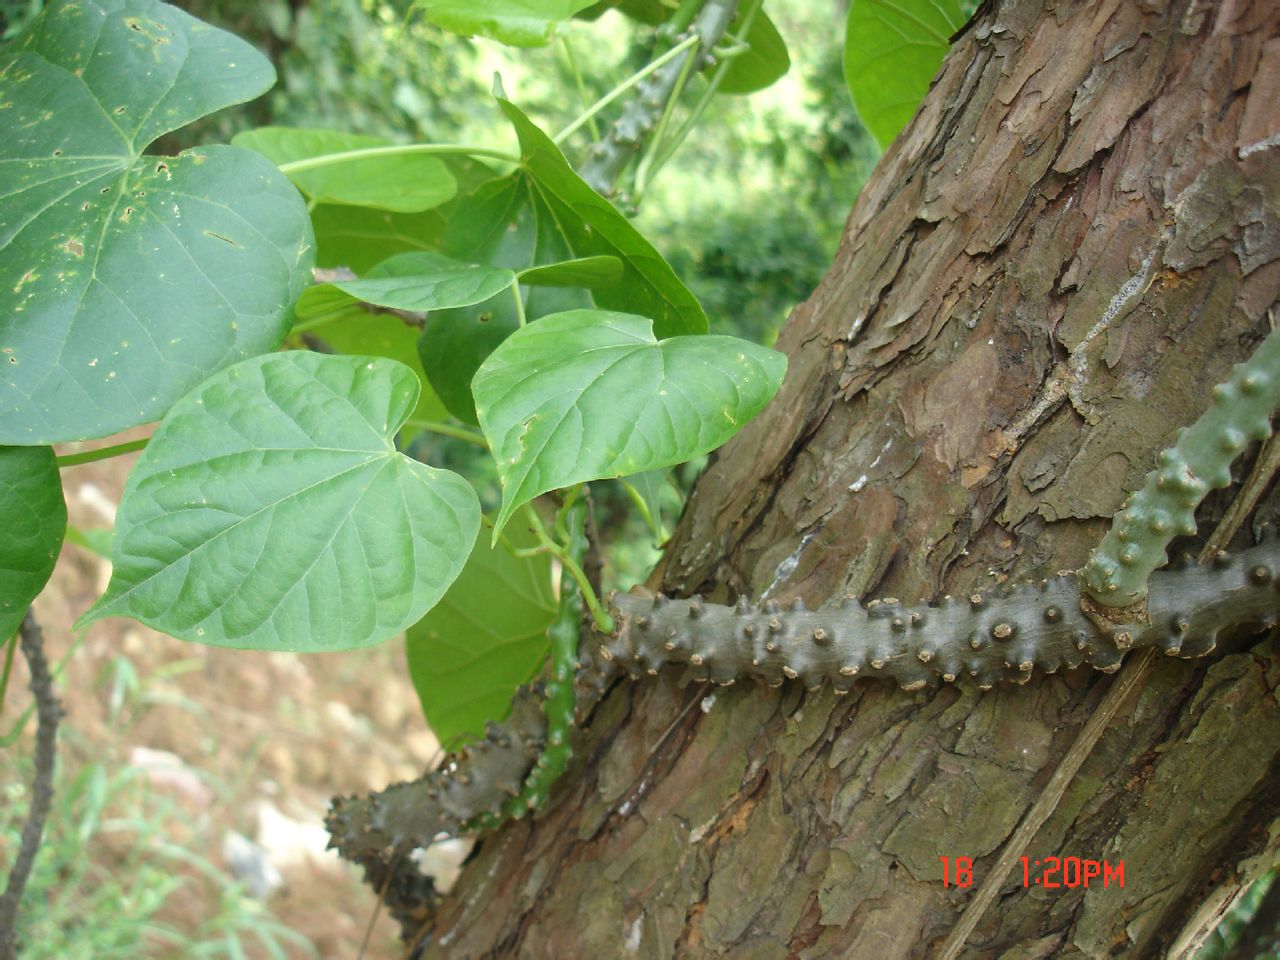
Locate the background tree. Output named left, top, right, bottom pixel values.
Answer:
left=417, top=0, right=1280, bottom=956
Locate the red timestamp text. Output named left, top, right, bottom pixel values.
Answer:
left=937, top=856, right=1125, bottom=889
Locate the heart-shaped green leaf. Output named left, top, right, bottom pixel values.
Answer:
left=0, top=0, right=314, bottom=445
left=474, top=310, right=786, bottom=537
left=232, top=126, right=457, bottom=213
left=406, top=522, right=555, bottom=747
left=718, top=10, right=790, bottom=95
left=78, top=352, right=480, bottom=652
left=298, top=252, right=517, bottom=319
left=415, top=0, right=598, bottom=46
left=0, top=446, right=66, bottom=641
left=497, top=99, right=708, bottom=337
left=844, top=0, right=967, bottom=149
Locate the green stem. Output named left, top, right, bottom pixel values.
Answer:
left=632, top=34, right=701, bottom=199
left=0, top=627, right=17, bottom=719
left=278, top=143, right=520, bottom=176
left=619, top=476, right=663, bottom=539
left=524, top=502, right=613, bottom=633
left=561, top=36, right=602, bottom=142
left=56, top=437, right=148, bottom=468
left=661, top=0, right=708, bottom=37
left=647, top=0, right=763, bottom=185
left=403, top=419, right=488, bottom=447
left=511, top=282, right=527, bottom=328
left=552, top=35, right=701, bottom=146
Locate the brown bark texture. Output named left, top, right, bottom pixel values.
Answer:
left=424, top=1, right=1280, bottom=956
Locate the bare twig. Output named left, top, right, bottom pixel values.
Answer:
left=0, top=611, right=64, bottom=960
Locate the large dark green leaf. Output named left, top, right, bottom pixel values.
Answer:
left=844, top=0, right=967, bottom=149
left=420, top=175, right=592, bottom=425
left=0, top=446, right=66, bottom=641
left=415, top=0, right=598, bottom=46
left=497, top=99, right=707, bottom=338
left=718, top=10, right=790, bottom=95
left=474, top=309, right=786, bottom=536
left=309, top=158, right=496, bottom=272
left=0, top=0, right=313, bottom=445
left=406, top=523, right=554, bottom=747
left=78, top=352, right=480, bottom=652
left=232, top=126, right=457, bottom=213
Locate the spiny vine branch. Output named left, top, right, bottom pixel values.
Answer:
left=577, top=0, right=740, bottom=196
left=1083, top=321, right=1280, bottom=608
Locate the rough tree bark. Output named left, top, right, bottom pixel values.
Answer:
left=421, top=1, right=1280, bottom=956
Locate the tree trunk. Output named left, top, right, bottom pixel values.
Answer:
left=424, top=1, right=1280, bottom=956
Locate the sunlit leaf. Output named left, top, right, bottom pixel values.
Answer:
left=406, top=522, right=555, bottom=747
left=415, top=0, right=598, bottom=46
left=79, top=353, right=480, bottom=652
left=0, top=0, right=314, bottom=444
left=232, top=126, right=457, bottom=212
left=0, top=446, right=66, bottom=641
left=474, top=309, right=785, bottom=537
left=844, top=0, right=967, bottom=149
left=718, top=10, right=790, bottom=95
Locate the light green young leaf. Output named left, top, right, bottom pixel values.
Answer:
left=297, top=252, right=517, bottom=319
left=474, top=310, right=786, bottom=538
left=406, top=523, right=555, bottom=747
left=718, top=10, right=790, bottom=95
left=844, top=0, right=968, bottom=149
left=232, top=126, right=457, bottom=212
left=497, top=99, right=708, bottom=337
left=518, top=256, right=623, bottom=288
left=0, top=0, right=314, bottom=445
left=415, top=0, right=598, bottom=47
left=0, top=446, right=66, bottom=641
left=79, top=353, right=480, bottom=652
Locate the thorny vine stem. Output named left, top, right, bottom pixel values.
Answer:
left=0, top=611, right=63, bottom=960
left=938, top=443, right=1280, bottom=960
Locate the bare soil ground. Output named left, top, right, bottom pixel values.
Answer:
left=5, top=430, right=445, bottom=958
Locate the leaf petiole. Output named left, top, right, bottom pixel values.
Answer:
left=552, top=34, right=701, bottom=145
left=277, top=143, right=520, bottom=175
left=403, top=419, right=488, bottom=447
left=56, top=437, right=149, bottom=468
left=511, top=282, right=527, bottom=328
left=523, top=502, right=614, bottom=633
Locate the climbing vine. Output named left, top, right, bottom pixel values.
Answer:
left=3, top=0, right=1278, bottom=954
